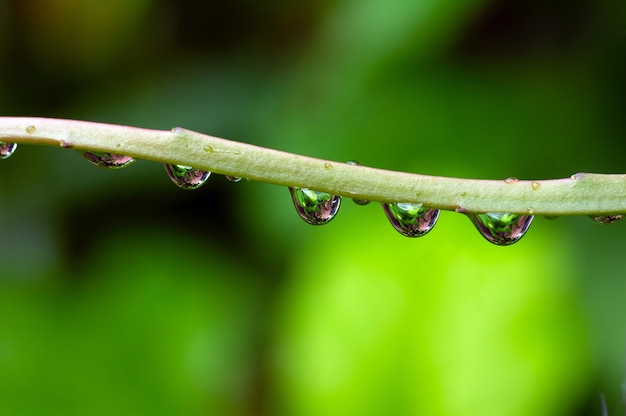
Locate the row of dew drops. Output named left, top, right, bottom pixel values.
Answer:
left=1, top=141, right=621, bottom=246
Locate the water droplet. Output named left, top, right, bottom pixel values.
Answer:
left=26, top=125, right=36, bottom=134
left=382, top=203, right=439, bottom=237
left=468, top=213, right=534, bottom=246
left=324, top=163, right=333, bottom=170
left=590, top=215, right=623, bottom=224
left=544, top=215, right=558, bottom=220
left=0, top=142, right=17, bottom=159
left=346, top=161, right=370, bottom=205
left=352, top=197, right=371, bottom=206
left=504, top=177, right=519, bottom=184
left=225, top=175, right=242, bottom=183
left=165, top=164, right=211, bottom=190
left=81, top=151, right=135, bottom=169
left=289, top=188, right=341, bottom=225
left=531, top=181, right=541, bottom=190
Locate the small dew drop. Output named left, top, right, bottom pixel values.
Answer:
left=289, top=188, right=341, bottom=225
left=225, top=176, right=242, bottom=183
left=203, top=145, right=214, bottom=153
left=382, top=202, right=439, bottom=237
left=544, top=215, right=558, bottom=220
left=324, top=163, right=333, bottom=170
left=461, top=192, right=467, bottom=197
left=345, top=161, right=370, bottom=205
left=504, top=177, right=519, bottom=184
left=527, top=208, right=535, bottom=215
left=0, top=142, right=17, bottom=159
left=531, top=181, right=541, bottom=190
left=352, top=196, right=371, bottom=206
left=590, top=215, right=623, bottom=225
left=26, top=125, right=36, bottom=134
left=165, top=164, right=211, bottom=190
left=81, top=151, right=135, bottom=169
left=468, top=212, right=534, bottom=246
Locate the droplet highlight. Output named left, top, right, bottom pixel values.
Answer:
left=531, top=181, right=541, bottom=190
left=165, top=164, right=211, bottom=190
left=289, top=188, right=341, bottom=225
left=81, top=151, right=135, bottom=169
left=0, top=142, right=17, bottom=159
left=468, top=212, right=534, bottom=246
left=504, top=177, right=519, bottom=184
left=382, top=203, right=439, bottom=237
left=590, top=215, right=623, bottom=225
left=225, top=176, right=242, bottom=183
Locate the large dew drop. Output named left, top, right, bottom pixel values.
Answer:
left=382, top=203, right=439, bottom=237
left=468, top=212, right=534, bottom=246
left=165, top=164, right=211, bottom=190
left=81, top=151, right=135, bottom=169
left=289, top=188, right=341, bottom=225
left=0, top=142, right=17, bottom=159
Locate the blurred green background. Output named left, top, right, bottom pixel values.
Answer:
left=0, top=0, right=625, bottom=415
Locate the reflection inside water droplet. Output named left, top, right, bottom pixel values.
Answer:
left=504, top=177, right=519, bottom=184
left=225, top=176, right=242, bottom=183
left=0, top=142, right=17, bottom=159
left=289, top=188, right=341, bottom=225
left=590, top=215, right=623, bottom=224
left=81, top=151, right=135, bottom=169
left=382, top=203, right=439, bottom=237
left=165, top=164, right=211, bottom=190
left=468, top=212, right=534, bottom=246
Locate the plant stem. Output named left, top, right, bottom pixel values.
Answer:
left=0, top=117, right=624, bottom=216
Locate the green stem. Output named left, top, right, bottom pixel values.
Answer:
left=0, top=117, right=624, bottom=216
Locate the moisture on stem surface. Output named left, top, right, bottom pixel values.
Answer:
left=0, top=116, right=625, bottom=216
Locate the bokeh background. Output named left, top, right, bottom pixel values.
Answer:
left=0, top=0, right=625, bottom=415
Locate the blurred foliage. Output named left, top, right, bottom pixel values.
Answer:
left=0, top=0, right=625, bottom=415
